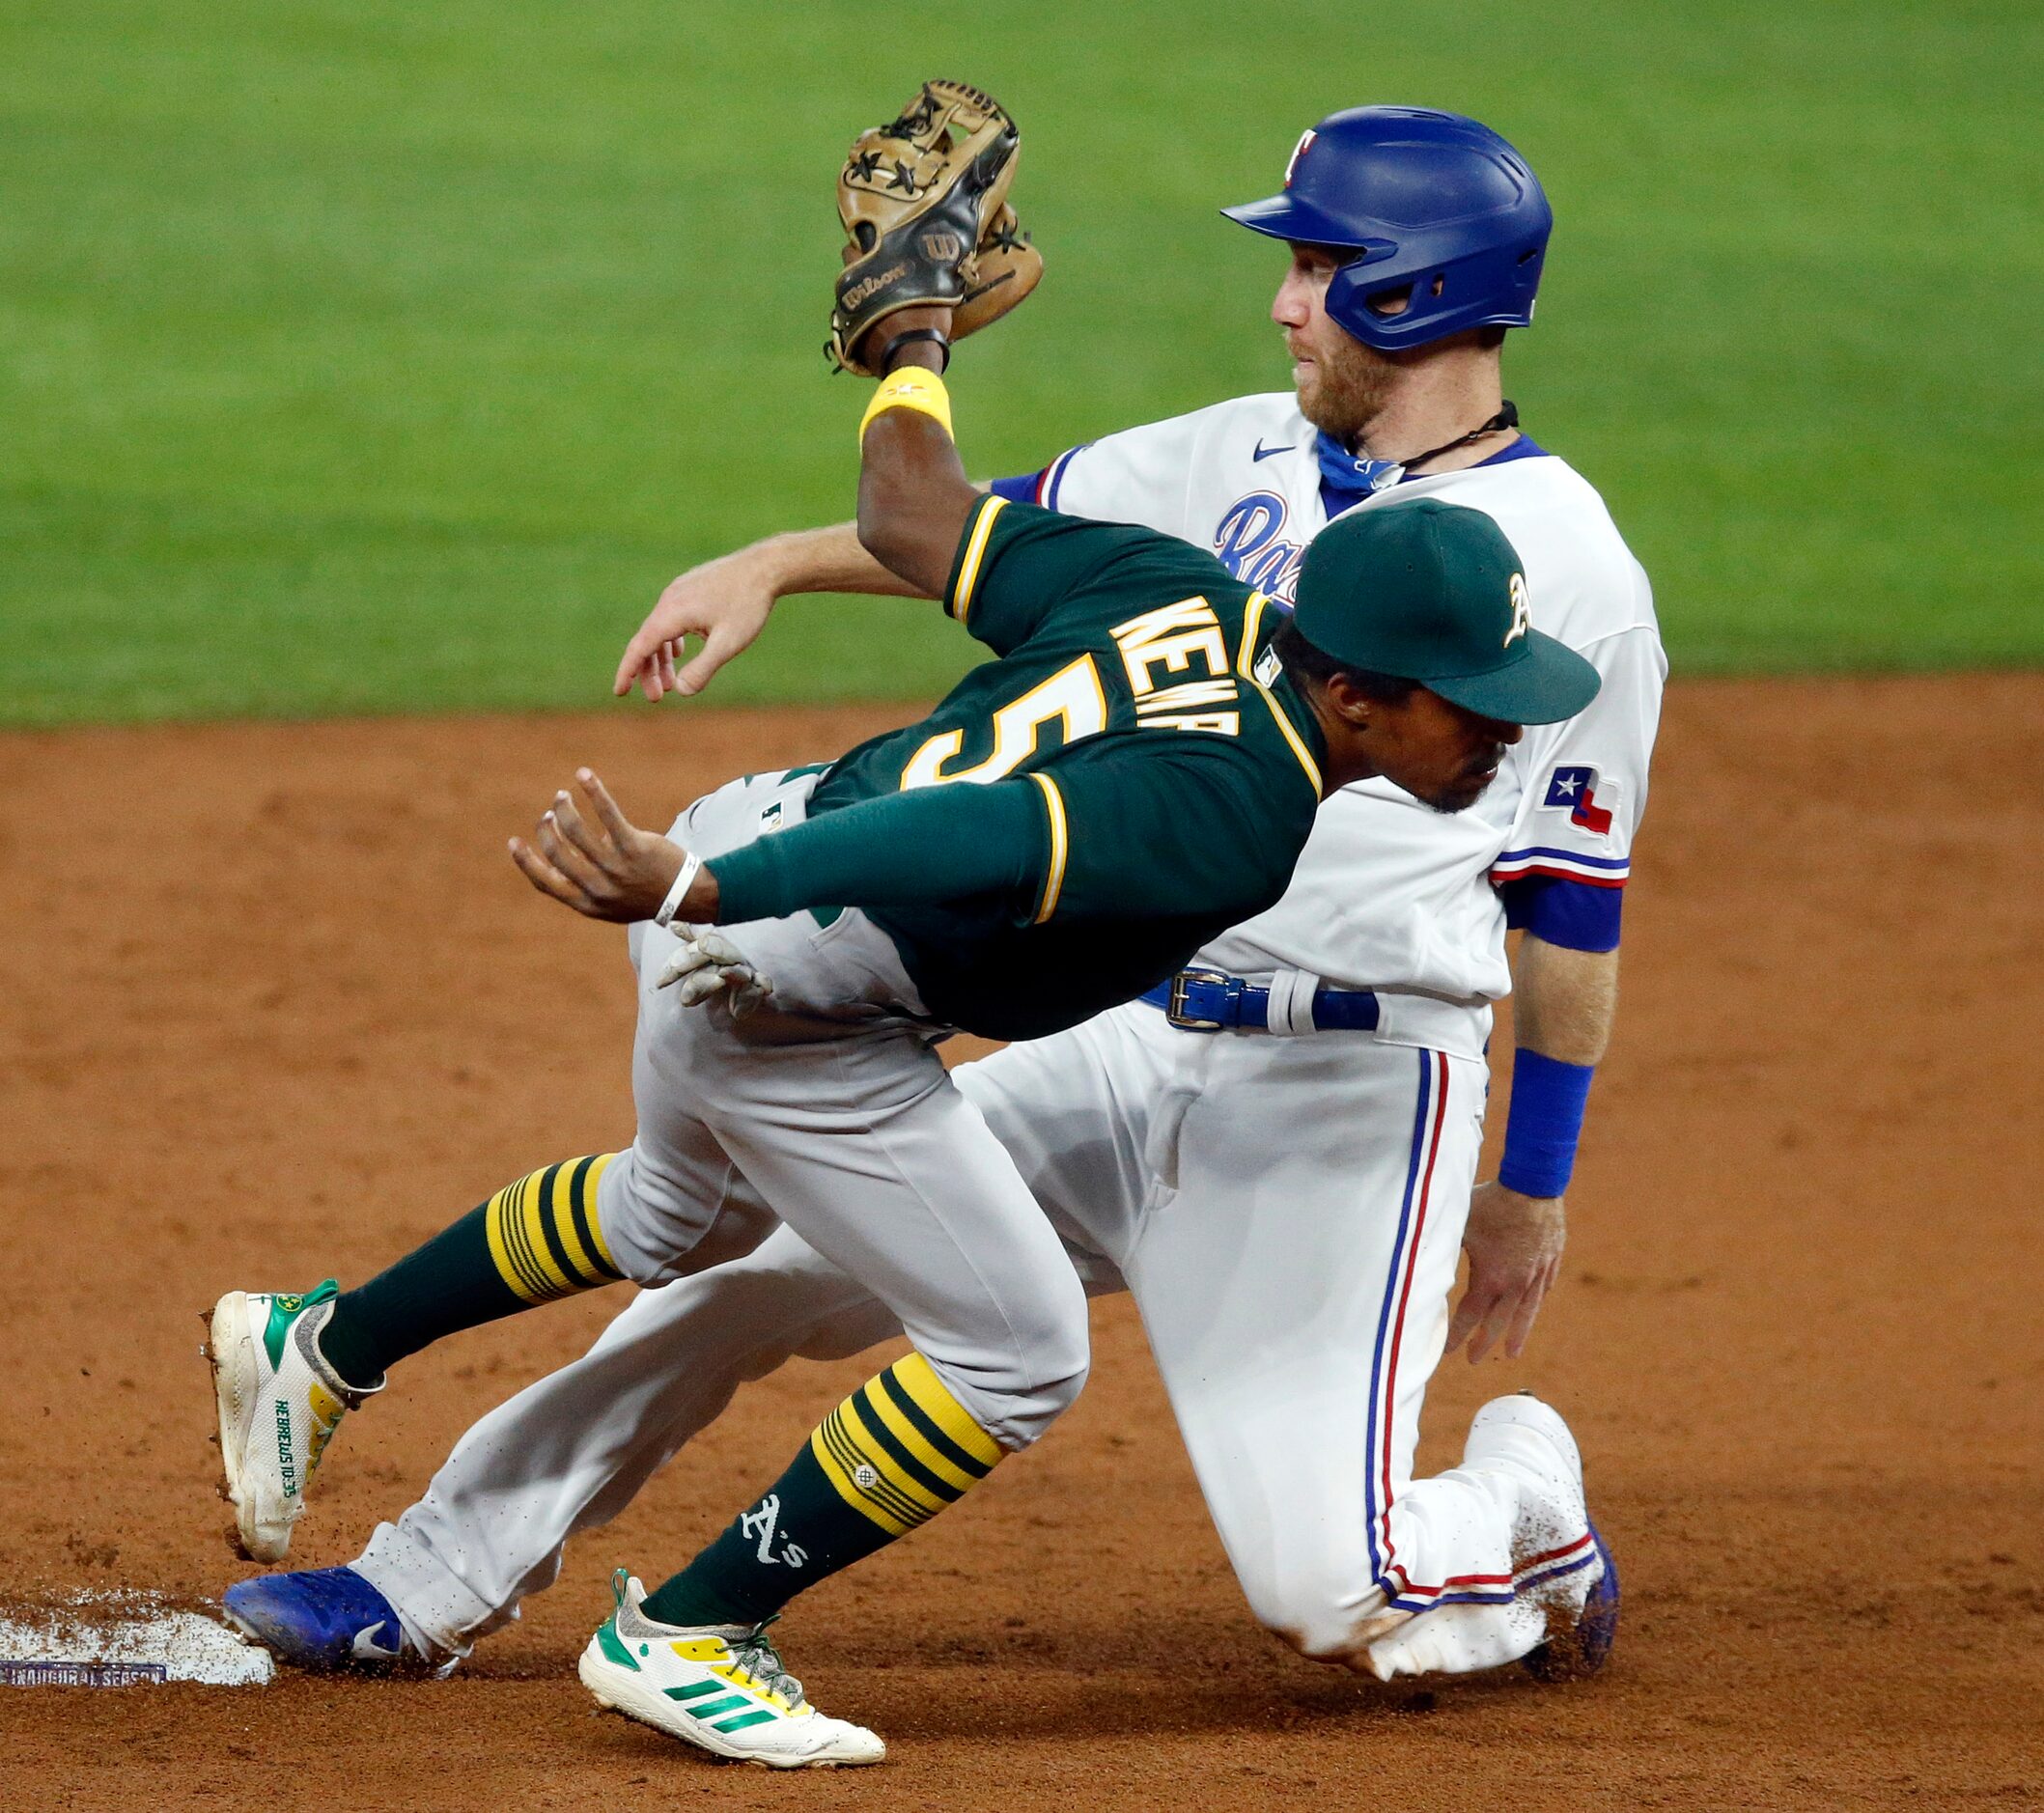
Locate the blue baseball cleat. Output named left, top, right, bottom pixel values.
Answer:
left=1522, top=1520, right=1619, bottom=1682
left=222, top=1566, right=418, bottom=1673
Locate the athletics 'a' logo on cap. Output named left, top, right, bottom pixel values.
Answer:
left=1504, top=572, right=1531, bottom=646
left=1284, top=129, right=1317, bottom=188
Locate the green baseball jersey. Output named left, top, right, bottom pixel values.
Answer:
left=715, top=495, right=1326, bottom=1041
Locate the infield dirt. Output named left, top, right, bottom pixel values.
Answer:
left=2, top=676, right=2039, bottom=1810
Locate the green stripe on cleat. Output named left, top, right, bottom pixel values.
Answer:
left=682, top=1693, right=751, bottom=1718
left=595, top=1622, right=640, bottom=1671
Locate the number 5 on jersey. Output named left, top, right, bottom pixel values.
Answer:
left=901, top=656, right=1108, bottom=788
left=899, top=597, right=1246, bottom=788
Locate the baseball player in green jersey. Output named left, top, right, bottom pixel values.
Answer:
left=206, top=300, right=1598, bottom=1765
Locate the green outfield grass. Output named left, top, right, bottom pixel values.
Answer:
left=2, top=0, right=2036, bottom=725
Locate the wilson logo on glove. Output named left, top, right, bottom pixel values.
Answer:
left=841, top=265, right=908, bottom=311
left=828, top=80, right=1042, bottom=375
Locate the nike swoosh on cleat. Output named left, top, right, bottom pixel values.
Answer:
left=1251, top=440, right=1296, bottom=461
left=352, top=1624, right=402, bottom=1661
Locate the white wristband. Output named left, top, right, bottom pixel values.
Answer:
left=653, top=851, right=703, bottom=929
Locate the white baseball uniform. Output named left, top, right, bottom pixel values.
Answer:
left=355, top=393, right=1664, bottom=1676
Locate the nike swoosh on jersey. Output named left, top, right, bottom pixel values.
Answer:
left=1251, top=440, right=1296, bottom=462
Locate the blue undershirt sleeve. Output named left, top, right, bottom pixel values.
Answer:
left=1498, top=875, right=1624, bottom=954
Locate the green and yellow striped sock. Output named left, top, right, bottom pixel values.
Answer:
left=317, top=1155, right=624, bottom=1388
left=480, top=1154, right=623, bottom=1305
left=640, top=1353, right=1005, bottom=1630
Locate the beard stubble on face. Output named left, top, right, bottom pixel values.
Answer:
left=1293, top=325, right=1404, bottom=446
left=1416, top=739, right=1511, bottom=816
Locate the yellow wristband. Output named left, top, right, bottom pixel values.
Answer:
left=858, top=367, right=954, bottom=445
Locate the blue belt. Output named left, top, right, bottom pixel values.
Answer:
left=1139, top=968, right=1382, bottom=1034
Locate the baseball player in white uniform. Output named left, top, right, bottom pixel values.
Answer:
left=225, top=106, right=1663, bottom=1710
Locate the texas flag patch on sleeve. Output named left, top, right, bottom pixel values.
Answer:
left=1493, top=764, right=1631, bottom=890
left=1543, top=764, right=1614, bottom=835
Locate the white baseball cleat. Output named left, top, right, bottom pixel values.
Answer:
left=1464, top=1393, right=1616, bottom=1677
left=207, top=1281, right=378, bottom=1563
left=578, top=1572, right=885, bottom=1769
left=1462, top=1392, right=1591, bottom=1539
left=1362, top=1393, right=1613, bottom=1682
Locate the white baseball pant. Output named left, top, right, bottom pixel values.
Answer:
left=362, top=996, right=1592, bottom=1675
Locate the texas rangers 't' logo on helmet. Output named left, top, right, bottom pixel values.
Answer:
left=1282, top=128, right=1317, bottom=188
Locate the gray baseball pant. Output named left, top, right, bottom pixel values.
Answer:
left=581, top=767, right=1089, bottom=1450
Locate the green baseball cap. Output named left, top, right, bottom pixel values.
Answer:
left=1290, top=498, right=1600, bottom=725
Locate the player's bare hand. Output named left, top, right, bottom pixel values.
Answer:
left=1448, top=1182, right=1566, bottom=1363
left=614, top=549, right=779, bottom=703
left=508, top=768, right=705, bottom=923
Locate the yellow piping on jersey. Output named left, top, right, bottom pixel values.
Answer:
left=949, top=494, right=1007, bottom=625
left=1027, top=770, right=1070, bottom=925
left=1235, top=590, right=1272, bottom=678
left=1250, top=680, right=1323, bottom=795
left=1234, top=590, right=1324, bottom=795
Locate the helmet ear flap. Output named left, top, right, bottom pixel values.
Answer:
left=1325, top=252, right=1408, bottom=349
left=1309, top=238, right=1398, bottom=333
left=1325, top=239, right=1540, bottom=351
left=1369, top=271, right=1446, bottom=318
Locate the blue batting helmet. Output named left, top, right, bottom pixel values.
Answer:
left=1222, top=106, right=1552, bottom=351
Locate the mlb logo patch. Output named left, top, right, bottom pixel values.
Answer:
left=1542, top=764, right=1614, bottom=835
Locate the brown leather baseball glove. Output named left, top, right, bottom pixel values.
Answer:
left=956, top=203, right=1043, bottom=343
left=828, top=80, right=1041, bottom=375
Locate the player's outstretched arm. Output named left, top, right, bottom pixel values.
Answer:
left=614, top=525, right=924, bottom=703
left=506, top=739, right=1059, bottom=938
left=854, top=307, right=978, bottom=599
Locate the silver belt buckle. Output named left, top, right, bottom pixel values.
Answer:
left=1165, top=967, right=1231, bottom=1032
